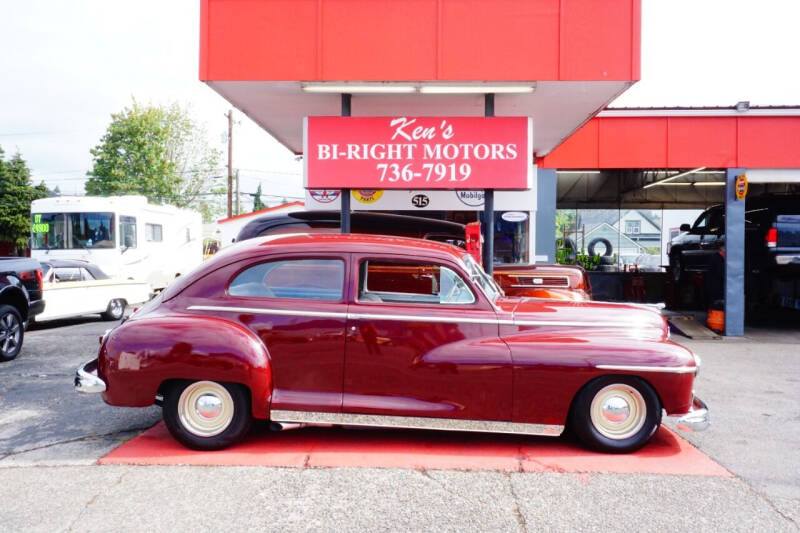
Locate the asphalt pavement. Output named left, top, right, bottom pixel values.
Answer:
left=0, top=315, right=797, bottom=532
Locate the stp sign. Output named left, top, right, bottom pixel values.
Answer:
left=735, top=174, right=748, bottom=200
left=304, top=116, right=532, bottom=190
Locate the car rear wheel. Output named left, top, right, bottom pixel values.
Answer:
left=0, top=305, right=24, bottom=362
left=163, top=380, right=252, bottom=450
left=571, top=376, right=661, bottom=453
left=101, top=299, right=125, bottom=321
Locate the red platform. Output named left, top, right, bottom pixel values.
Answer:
left=101, top=422, right=730, bottom=476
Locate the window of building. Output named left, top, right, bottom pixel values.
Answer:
left=358, top=260, right=475, bottom=305
left=120, top=216, right=137, bottom=248
left=145, top=223, right=163, bottom=242
left=229, top=259, right=344, bottom=300
left=625, top=220, right=641, bottom=234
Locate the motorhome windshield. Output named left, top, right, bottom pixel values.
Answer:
left=31, top=212, right=115, bottom=250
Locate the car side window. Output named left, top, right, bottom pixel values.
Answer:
left=53, top=267, right=81, bottom=282
left=81, top=268, right=95, bottom=281
left=693, top=212, right=710, bottom=231
left=359, top=260, right=475, bottom=305
left=229, top=259, right=344, bottom=301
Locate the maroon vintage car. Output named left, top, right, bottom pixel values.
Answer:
left=75, top=234, right=708, bottom=453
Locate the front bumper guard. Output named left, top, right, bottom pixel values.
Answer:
left=75, top=359, right=106, bottom=394
left=673, top=396, right=709, bottom=432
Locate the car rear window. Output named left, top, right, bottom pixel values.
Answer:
left=229, top=259, right=344, bottom=301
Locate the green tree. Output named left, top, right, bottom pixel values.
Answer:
left=0, top=147, right=47, bottom=252
left=85, top=100, right=224, bottom=221
left=252, top=183, right=266, bottom=211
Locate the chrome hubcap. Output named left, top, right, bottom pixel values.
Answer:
left=195, top=394, right=223, bottom=419
left=177, top=381, right=234, bottom=437
left=590, top=384, right=647, bottom=440
left=0, top=313, right=21, bottom=355
left=110, top=300, right=122, bottom=316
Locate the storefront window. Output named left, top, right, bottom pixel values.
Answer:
left=31, top=212, right=115, bottom=249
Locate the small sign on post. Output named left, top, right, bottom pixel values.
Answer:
left=304, top=116, right=532, bottom=190
left=735, top=173, right=748, bottom=200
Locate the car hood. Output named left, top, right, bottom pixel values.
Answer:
left=496, top=297, right=669, bottom=341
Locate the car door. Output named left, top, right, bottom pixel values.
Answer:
left=39, top=267, right=90, bottom=320
left=343, top=254, right=512, bottom=422
left=698, top=207, right=725, bottom=271
left=681, top=209, right=711, bottom=271
left=223, top=254, right=350, bottom=414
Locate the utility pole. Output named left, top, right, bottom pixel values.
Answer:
left=235, top=169, right=240, bottom=215
left=226, top=109, right=233, bottom=218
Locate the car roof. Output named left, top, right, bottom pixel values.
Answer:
left=162, top=233, right=470, bottom=302
left=249, top=233, right=467, bottom=260
left=235, top=210, right=466, bottom=242
left=40, top=259, right=110, bottom=279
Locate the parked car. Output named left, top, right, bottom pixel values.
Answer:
left=0, top=257, right=44, bottom=361
left=34, top=259, right=151, bottom=322
left=631, top=254, right=664, bottom=273
left=234, top=210, right=592, bottom=301
left=76, top=234, right=707, bottom=453
left=669, top=197, right=800, bottom=281
left=668, top=196, right=800, bottom=309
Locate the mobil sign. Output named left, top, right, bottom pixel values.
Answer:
left=304, top=116, right=533, bottom=190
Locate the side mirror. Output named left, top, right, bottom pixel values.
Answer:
left=680, top=223, right=691, bottom=232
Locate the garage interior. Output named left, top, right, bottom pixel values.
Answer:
left=546, top=167, right=800, bottom=335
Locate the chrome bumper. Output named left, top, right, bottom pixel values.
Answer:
left=673, top=396, right=709, bottom=432
left=74, top=359, right=106, bottom=394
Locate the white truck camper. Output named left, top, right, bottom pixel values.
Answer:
left=30, top=196, right=203, bottom=291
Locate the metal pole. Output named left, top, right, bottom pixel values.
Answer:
left=226, top=110, right=233, bottom=218
left=483, top=94, right=495, bottom=273
left=235, top=169, right=240, bottom=215
left=340, top=93, right=352, bottom=233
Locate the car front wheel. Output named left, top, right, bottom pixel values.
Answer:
left=571, top=376, right=661, bottom=453
left=163, top=380, right=252, bottom=450
left=0, top=305, right=24, bottom=362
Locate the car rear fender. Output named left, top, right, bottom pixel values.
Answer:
left=0, top=285, right=29, bottom=321
left=99, top=314, right=273, bottom=418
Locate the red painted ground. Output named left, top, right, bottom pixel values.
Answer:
left=101, top=422, right=730, bottom=476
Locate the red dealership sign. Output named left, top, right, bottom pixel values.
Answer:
left=304, top=117, right=532, bottom=189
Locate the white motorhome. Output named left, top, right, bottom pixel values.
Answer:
left=30, top=196, right=203, bottom=290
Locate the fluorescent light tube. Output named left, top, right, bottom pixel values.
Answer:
left=301, top=83, right=416, bottom=93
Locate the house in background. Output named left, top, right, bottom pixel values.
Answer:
left=614, top=210, right=662, bottom=252
left=568, top=222, right=645, bottom=266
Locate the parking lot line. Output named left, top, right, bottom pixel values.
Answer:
left=100, top=422, right=731, bottom=476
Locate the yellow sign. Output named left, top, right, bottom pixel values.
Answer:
left=352, top=189, right=384, bottom=204
left=735, top=174, right=748, bottom=200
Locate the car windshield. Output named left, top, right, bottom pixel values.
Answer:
left=31, top=212, right=115, bottom=249
left=462, top=254, right=503, bottom=301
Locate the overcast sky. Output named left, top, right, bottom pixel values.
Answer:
left=1, top=0, right=798, bottom=199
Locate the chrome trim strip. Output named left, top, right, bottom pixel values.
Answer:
left=513, top=320, right=635, bottom=328
left=508, top=275, right=571, bottom=288
left=347, top=312, right=494, bottom=325
left=270, top=410, right=563, bottom=437
left=187, top=305, right=348, bottom=320
left=595, top=364, right=697, bottom=374
left=188, top=305, right=638, bottom=329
